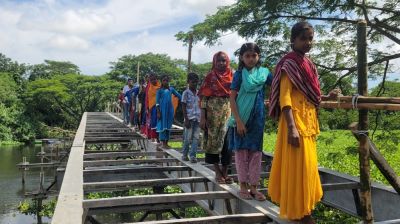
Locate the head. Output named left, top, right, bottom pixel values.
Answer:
left=238, top=42, right=261, bottom=70
left=148, top=73, right=158, bottom=85
left=127, top=78, right=133, bottom=87
left=187, top=72, right=199, bottom=90
left=290, top=21, right=314, bottom=54
left=160, top=74, right=170, bottom=88
left=120, top=87, right=123, bottom=93
left=212, top=51, right=230, bottom=72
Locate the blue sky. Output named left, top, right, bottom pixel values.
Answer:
left=0, top=0, right=398, bottom=88
left=0, top=0, right=241, bottom=75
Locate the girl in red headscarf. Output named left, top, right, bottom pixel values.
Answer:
left=198, top=51, right=233, bottom=184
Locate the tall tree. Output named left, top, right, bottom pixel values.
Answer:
left=26, top=74, right=120, bottom=128
left=176, top=0, right=400, bottom=93
left=28, top=60, right=81, bottom=81
left=0, top=53, right=27, bottom=88
left=107, top=53, right=187, bottom=88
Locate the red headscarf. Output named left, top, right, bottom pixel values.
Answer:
left=198, top=51, right=233, bottom=97
left=269, top=51, right=321, bottom=119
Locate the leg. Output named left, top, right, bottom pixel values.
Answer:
left=182, top=127, right=190, bottom=160
left=189, top=121, right=200, bottom=160
left=248, top=151, right=265, bottom=201
left=235, top=150, right=250, bottom=194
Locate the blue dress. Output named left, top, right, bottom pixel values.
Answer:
left=227, top=69, right=273, bottom=151
left=156, top=87, right=182, bottom=132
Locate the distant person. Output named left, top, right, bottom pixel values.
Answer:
left=138, top=76, right=149, bottom=132
left=145, top=73, right=161, bottom=141
left=268, top=21, right=340, bottom=223
left=122, top=78, right=133, bottom=125
left=126, top=83, right=139, bottom=127
left=198, top=51, right=233, bottom=184
left=181, top=72, right=201, bottom=163
left=117, top=88, right=124, bottom=116
left=156, top=75, right=182, bottom=148
left=227, top=42, right=273, bottom=201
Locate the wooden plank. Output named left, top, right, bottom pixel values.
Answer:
left=84, top=151, right=167, bottom=159
left=322, top=182, right=360, bottom=191
left=87, top=201, right=197, bottom=215
left=83, top=177, right=209, bottom=191
left=130, top=213, right=269, bottom=224
left=83, top=166, right=192, bottom=175
left=83, top=191, right=234, bottom=209
left=52, top=113, right=86, bottom=224
left=83, top=158, right=178, bottom=167
left=163, top=149, right=289, bottom=223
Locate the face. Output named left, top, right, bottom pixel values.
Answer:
left=241, top=50, right=259, bottom=69
left=127, top=79, right=133, bottom=86
left=188, top=79, right=198, bottom=89
left=215, top=54, right=227, bottom=71
left=161, top=77, right=169, bottom=87
left=292, top=29, right=314, bottom=54
left=149, top=75, right=158, bottom=85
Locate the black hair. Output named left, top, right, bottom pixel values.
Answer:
left=148, top=72, right=157, bottom=78
left=238, top=42, right=261, bottom=70
left=290, top=21, right=314, bottom=47
left=160, top=74, right=170, bottom=81
left=187, top=72, right=199, bottom=82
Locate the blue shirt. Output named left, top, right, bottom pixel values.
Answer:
left=181, top=88, right=201, bottom=122
left=125, top=86, right=139, bottom=106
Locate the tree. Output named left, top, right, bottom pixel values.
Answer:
left=0, top=53, right=27, bottom=88
left=176, top=0, right=400, bottom=93
left=107, top=53, right=187, bottom=89
left=28, top=60, right=81, bottom=81
left=26, top=74, right=121, bottom=128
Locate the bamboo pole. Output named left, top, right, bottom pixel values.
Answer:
left=357, top=20, right=373, bottom=223
left=333, top=96, right=400, bottom=104
left=319, top=101, right=400, bottom=111
left=187, top=32, right=193, bottom=72
left=349, top=123, right=400, bottom=195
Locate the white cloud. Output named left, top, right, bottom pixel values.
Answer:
left=0, top=0, right=239, bottom=75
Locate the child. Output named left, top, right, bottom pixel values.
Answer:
left=122, top=78, right=133, bottom=125
left=126, top=83, right=139, bottom=128
left=181, top=73, right=201, bottom=163
left=145, top=73, right=161, bottom=141
left=227, top=43, right=273, bottom=201
left=198, top=51, right=233, bottom=184
left=156, top=75, right=182, bottom=148
left=268, top=22, right=339, bottom=223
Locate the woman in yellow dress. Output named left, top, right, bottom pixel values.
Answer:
left=268, top=21, right=339, bottom=224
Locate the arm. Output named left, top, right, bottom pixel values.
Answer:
left=171, top=88, right=182, bottom=101
left=156, top=90, right=161, bottom=119
left=280, top=72, right=300, bottom=148
left=199, top=98, right=207, bottom=130
left=230, top=90, right=246, bottom=137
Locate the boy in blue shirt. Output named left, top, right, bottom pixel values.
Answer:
left=181, top=73, right=201, bottom=163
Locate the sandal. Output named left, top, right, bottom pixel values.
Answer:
left=224, top=176, right=233, bottom=184
left=250, top=191, right=266, bottom=201
left=215, top=177, right=226, bottom=184
left=239, top=190, right=252, bottom=200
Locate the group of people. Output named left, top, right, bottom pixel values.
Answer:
left=118, top=21, right=340, bottom=224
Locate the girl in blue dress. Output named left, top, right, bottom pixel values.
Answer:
left=227, top=43, right=273, bottom=201
left=156, top=75, right=182, bottom=148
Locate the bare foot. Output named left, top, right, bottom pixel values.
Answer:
left=300, top=215, right=315, bottom=224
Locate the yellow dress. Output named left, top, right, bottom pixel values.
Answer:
left=268, top=72, right=323, bottom=220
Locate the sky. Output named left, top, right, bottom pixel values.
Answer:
left=0, top=0, right=399, bottom=87
left=0, top=0, right=244, bottom=75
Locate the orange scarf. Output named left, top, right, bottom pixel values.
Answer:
left=147, top=81, right=161, bottom=109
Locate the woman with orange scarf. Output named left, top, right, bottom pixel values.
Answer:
left=145, top=73, right=161, bottom=141
left=198, top=51, right=233, bottom=184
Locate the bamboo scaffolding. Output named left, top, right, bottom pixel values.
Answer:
left=319, top=101, right=400, bottom=111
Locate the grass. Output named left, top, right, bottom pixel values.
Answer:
left=263, top=130, right=400, bottom=185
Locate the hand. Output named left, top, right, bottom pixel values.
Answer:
left=288, top=126, right=300, bottom=148
left=157, top=111, right=161, bottom=119
left=327, top=88, right=342, bottom=100
left=184, top=119, right=191, bottom=129
left=236, top=120, right=247, bottom=137
left=200, top=118, right=207, bottom=130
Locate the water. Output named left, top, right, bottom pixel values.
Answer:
left=0, top=144, right=53, bottom=224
